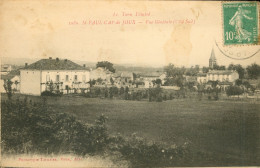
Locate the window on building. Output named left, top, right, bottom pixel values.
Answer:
left=66, top=75, right=69, bottom=81
left=56, top=75, right=60, bottom=82
left=82, top=75, right=86, bottom=82
left=46, top=75, right=50, bottom=82
left=74, top=75, right=78, bottom=81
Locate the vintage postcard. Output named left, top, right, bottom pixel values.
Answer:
left=0, top=0, right=260, bottom=167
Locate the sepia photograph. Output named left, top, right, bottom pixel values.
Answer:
left=0, top=1, right=259, bottom=167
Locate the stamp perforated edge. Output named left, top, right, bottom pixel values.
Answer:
left=221, top=1, right=260, bottom=47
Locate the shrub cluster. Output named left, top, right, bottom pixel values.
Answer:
left=226, top=85, right=244, bottom=97
left=1, top=98, right=191, bottom=167
left=108, top=134, right=191, bottom=167
left=82, top=86, right=186, bottom=102
left=41, top=90, right=63, bottom=97
left=1, top=98, right=108, bottom=155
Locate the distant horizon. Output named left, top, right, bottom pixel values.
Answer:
left=1, top=55, right=259, bottom=69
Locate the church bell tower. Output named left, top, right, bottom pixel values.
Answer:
left=209, top=48, right=217, bottom=69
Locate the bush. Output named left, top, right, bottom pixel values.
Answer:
left=226, top=85, right=244, bottom=97
left=109, top=134, right=190, bottom=167
left=41, top=91, right=62, bottom=97
left=148, top=87, right=163, bottom=102
left=1, top=98, right=192, bottom=167
left=1, top=99, right=108, bottom=155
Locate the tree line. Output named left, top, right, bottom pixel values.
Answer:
left=164, top=63, right=260, bottom=81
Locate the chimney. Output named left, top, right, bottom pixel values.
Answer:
left=83, top=64, right=86, bottom=67
left=25, top=63, right=28, bottom=68
left=56, top=57, right=59, bottom=61
left=49, top=57, right=52, bottom=59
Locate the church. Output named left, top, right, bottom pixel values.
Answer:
left=209, top=48, right=217, bottom=69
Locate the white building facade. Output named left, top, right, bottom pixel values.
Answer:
left=206, top=70, right=239, bottom=83
left=20, top=58, right=90, bottom=95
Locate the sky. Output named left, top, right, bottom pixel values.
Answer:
left=0, top=0, right=259, bottom=67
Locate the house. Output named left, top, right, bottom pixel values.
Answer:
left=206, top=70, right=239, bottom=83
left=90, top=67, right=113, bottom=82
left=112, top=72, right=134, bottom=88
left=139, top=72, right=166, bottom=88
left=184, top=75, right=197, bottom=83
left=20, top=57, right=90, bottom=95
left=0, top=69, right=20, bottom=93
left=121, top=72, right=134, bottom=83
left=196, top=70, right=239, bottom=91
left=203, top=70, right=239, bottom=91
left=197, top=73, right=207, bottom=83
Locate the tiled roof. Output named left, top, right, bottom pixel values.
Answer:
left=207, top=70, right=236, bottom=75
left=22, top=58, right=88, bottom=70
left=140, top=72, right=165, bottom=77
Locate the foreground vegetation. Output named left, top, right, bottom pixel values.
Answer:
left=2, top=93, right=260, bottom=166
left=2, top=97, right=192, bottom=167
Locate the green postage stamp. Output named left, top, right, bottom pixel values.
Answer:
left=222, top=2, right=259, bottom=45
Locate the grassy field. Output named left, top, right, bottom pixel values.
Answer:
left=2, top=94, right=260, bottom=166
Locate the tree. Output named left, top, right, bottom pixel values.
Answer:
left=185, top=81, right=196, bottom=91
left=148, top=86, right=163, bottom=102
left=197, top=84, right=205, bottom=101
left=185, top=66, right=199, bottom=76
left=110, top=77, right=114, bottom=85
left=96, top=61, right=115, bottom=73
left=88, top=79, right=96, bottom=87
left=213, top=64, right=226, bottom=70
left=45, top=81, right=57, bottom=93
left=164, top=64, right=185, bottom=87
left=96, top=78, right=103, bottom=85
left=124, top=86, right=130, bottom=100
left=226, top=85, right=244, bottom=97
left=246, top=63, right=260, bottom=79
left=235, top=79, right=242, bottom=86
left=120, top=87, right=125, bottom=95
left=202, top=66, right=209, bottom=73
left=228, top=64, right=245, bottom=79
left=164, top=64, right=185, bottom=77
left=242, top=81, right=255, bottom=92
left=153, top=79, right=162, bottom=85
left=125, top=86, right=129, bottom=93
left=14, top=80, right=19, bottom=91
left=3, top=79, right=13, bottom=100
